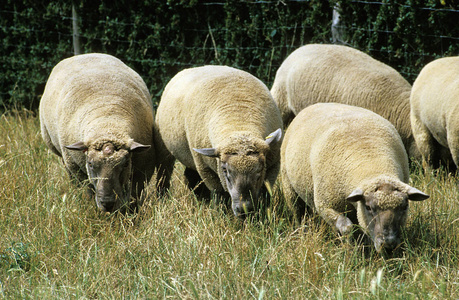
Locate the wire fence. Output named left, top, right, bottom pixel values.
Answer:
left=1, top=0, right=458, bottom=109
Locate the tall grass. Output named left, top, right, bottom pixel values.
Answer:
left=0, top=111, right=458, bottom=299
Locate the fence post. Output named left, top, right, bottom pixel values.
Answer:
left=72, top=1, right=81, bottom=55
left=332, top=2, right=347, bottom=45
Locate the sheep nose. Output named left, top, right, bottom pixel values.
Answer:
left=233, top=201, right=254, bottom=217
left=100, top=200, right=115, bottom=212
left=382, top=235, right=399, bottom=250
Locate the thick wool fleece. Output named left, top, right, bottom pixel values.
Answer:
left=271, top=44, right=418, bottom=158
left=280, top=103, right=410, bottom=234
left=155, top=65, right=283, bottom=197
left=410, top=56, right=459, bottom=168
left=39, top=53, right=156, bottom=201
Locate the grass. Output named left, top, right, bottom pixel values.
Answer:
left=0, top=110, right=458, bottom=299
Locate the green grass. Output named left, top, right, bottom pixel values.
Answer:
left=0, top=111, right=458, bottom=299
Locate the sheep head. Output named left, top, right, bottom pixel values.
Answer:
left=347, top=178, right=429, bottom=252
left=194, top=128, right=282, bottom=217
left=65, top=139, right=150, bottom=212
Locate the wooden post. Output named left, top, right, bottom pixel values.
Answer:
left=332, top=2, right=347, bottom=45
left=72, top=2, right=81, bottom=55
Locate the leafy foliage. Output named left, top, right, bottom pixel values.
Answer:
left=0, top=0, right=457, bottom=110
left=0, top=1, right=73, bottom=110
left=337, top=0, right=459, bottom=82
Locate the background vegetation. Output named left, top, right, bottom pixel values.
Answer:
left=1, top=0, right=458, bottom=111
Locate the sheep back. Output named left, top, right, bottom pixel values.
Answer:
left=271, top=44, right=417, bottom=158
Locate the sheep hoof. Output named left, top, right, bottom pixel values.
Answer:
left=336, top=215, right=354, bottom=236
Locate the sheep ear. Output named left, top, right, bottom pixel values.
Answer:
left=130, top=141, right=151, bottom=153
left=65, top=141, right=87, bottom=152
left=347, top=188, right=365, bottom=202
left=193, top=148, right=218, bottom=157
left=265, top=128, right=282, bottom=145
left=407, top=187, right=429, bottom=201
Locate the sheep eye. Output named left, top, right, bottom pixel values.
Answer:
left=365, top=205, right=372, bottom=212
left=400, top=203, right=409, bottom=211
left=88, top=162, right=94, bottom=169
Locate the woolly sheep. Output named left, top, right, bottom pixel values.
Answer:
left=39, top=53, right=155, bottom=213
left=281, top=103, right=429, bottom=252
left=410, top=56, right=459, bottom=170
left=155, top=65, right=283, bottom=217
left=271, top=44, right=419, bottom=159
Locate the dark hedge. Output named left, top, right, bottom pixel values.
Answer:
left=1, top=0, right=457, bottom=111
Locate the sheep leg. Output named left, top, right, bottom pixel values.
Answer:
left=447, top=137, right=459, bottom=172
left=319, top=207, right=354, bottom=237
left=411, top=113, right=440, bottom=169
left=314, top=189, right=354, bottom=236
left=335, top=214, right=354, bottom=236
left=184, top=167, right=210, bottom=198
left=62, top=156, right=87, bottom=184
left=291, top=195, right=307, bottom=225
left=130, top=169, right=152, bottom=207
left=62, top=157, right=94, bottom=200
left=280, top=169, right=306, bottom=224
left=155, top=160, right=174, bottom=195
left=154, top=141, right=175, bottom=195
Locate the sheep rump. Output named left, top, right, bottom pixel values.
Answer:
left=410, top=56, right=459, bottom=170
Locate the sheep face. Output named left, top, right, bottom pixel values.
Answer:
left=219, top=151, right=266, bottom=217
left=347, top=183, right=429, bottom=252
left=194, top=128, right=282, bottom=217
left=66, top=140, right=150, bottom=212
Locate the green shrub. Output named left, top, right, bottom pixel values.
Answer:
left=1, top=0, right=457, bottom=110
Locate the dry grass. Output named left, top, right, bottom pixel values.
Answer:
left=0, top=111, right=458, bottom=299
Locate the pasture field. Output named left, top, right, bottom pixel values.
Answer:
left=0, top=110, right=458, bottom=299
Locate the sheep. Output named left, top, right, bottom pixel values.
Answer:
left=410, top=56, right=459, bottom=170
left=280, top=103, right=429, bottom=252
left=271, top=44, right=419, bottom=159
left=155, top=65, right=283, bottom=218
left=39, top=53, right=156, bottom=213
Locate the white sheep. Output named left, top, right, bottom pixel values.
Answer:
left=39, top=53, right=155, bottom=212
left=271, top=44, right=419, bottom=159
left=410, top=56, right=459, bottom=170
left=155, top=65, right=283, bottom=217
left=281, top=103, right=429, bottom=252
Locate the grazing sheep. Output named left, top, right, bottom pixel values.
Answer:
left=271, top=44, right=419, bottom=158
left=39, top=53, right=155, bottom=213
left=281, top=103, right=429, bottom=252
left=155, top=65, right=283, bottom=217
left=410, top=56, right=459, bottom=170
